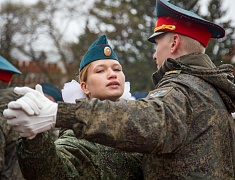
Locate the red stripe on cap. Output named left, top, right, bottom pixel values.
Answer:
left=0, top=70, right=13, bottom=82
left=155, top=16, right=212, bottom=47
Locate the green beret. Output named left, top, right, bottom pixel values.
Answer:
left=0, top=55, right=21, bottom=82
left=40, top=82, right=63, bottom=102
left=79, top=35, right=119, bottom=71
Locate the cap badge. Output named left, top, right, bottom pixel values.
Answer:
left=154, top=24, right=176, bottom=33
left=104, top=47, right=111, bottom=56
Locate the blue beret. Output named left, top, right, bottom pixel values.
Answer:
left=41, top=83, right=63, bottom=102
left=0, top=56, right=21, bottom=82
left=148, top=0, right=225, bottom=46
left=79, top=35, right=119, bottom=71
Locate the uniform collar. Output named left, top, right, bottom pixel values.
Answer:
left=152, top=53, right=215, bottom=86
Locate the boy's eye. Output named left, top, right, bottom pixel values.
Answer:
left=114, top=68, right=121, bottom=71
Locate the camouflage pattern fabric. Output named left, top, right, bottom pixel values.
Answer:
left=55, top=53, right=235, bottom=179
left=17, top=129, right=143, bottom=179
left=0, top=88, right=24, bottom=180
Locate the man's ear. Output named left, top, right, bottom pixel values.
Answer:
left=80, top=82, right=89, bottom=95
left=170, top=34, right=180, bottom=53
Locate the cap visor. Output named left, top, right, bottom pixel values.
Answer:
left=148, top=32, right=165, bottom=43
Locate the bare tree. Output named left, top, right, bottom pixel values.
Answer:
left=1, top=0, right=94, bottom=86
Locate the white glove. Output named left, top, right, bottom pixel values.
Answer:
left=5, top=107, right=57, bottom=138
left=7, top=85, right=44, bottom=115
left=3, top=84, right=58, bottom=138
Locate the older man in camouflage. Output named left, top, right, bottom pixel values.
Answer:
left=0, top=55, right=24, bottom=179
left=4, top=0, right=235, bottom=179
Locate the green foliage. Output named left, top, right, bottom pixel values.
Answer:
left=204, top=0, right=235, bottom=65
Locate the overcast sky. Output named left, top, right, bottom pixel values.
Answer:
left=3, top=0, right=235, bottom=24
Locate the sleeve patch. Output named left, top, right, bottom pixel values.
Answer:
left=147, top=87, right=173, bottom=98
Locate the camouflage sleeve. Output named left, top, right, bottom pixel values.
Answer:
left=17, top=132, right=80, bottom=179
left=56, top=86, right=191, bottom=154
left=0, top=88, right=24, bottom=179
left=56, top=130, right=144, bottom=179
left=17, top=130, right=143, bottom=179
left=0, top=88, right=20, bottom=112
left=0, top=88, right=19, bottom=173
left=0, top=123, right=5, bottom=174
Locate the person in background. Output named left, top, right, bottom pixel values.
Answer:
left=40, top=82, right=63, bottom=140
left=40, top=82, right=63, bottom=103
left=11, top=35, right=143, bottom=179
left=0, top=55, right=24, bottom=179
left=4, top=0, right=235, bottom=179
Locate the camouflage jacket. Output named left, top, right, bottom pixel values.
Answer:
left=0, top=88, right=24, bottom=180
left=17, top=129, right=143, bottom=179
left=55, top=53, right=235, bottom=179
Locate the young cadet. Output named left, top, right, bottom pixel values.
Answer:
left=9, top=35, right=143, bottom=179
left=0, top=56, right=24, bottom=179
left=4, top=0, right=235, bottom=179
